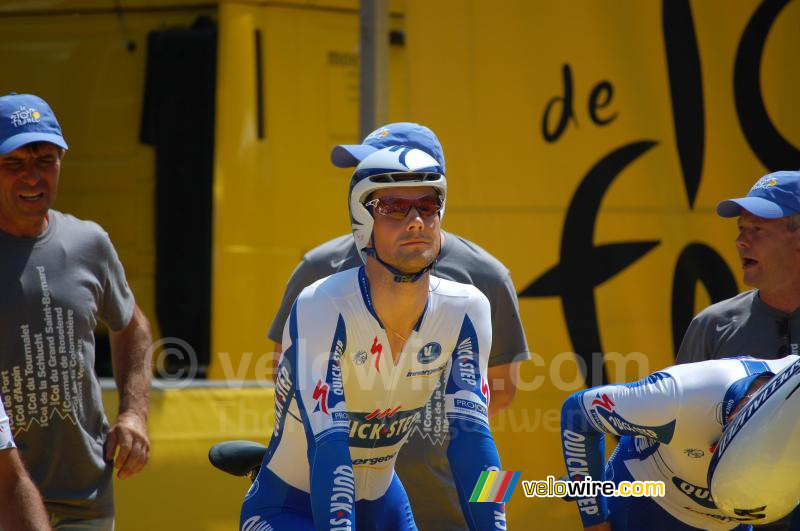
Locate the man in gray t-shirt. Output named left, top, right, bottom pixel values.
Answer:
left=268, top=123, right=530, bottom=530
left=677, top=170, right=800, bottom=530
left=0, top=93, right=153, bottom=528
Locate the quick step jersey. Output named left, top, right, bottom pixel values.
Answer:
left=561, top=356, right=798, bottom=530
left=260, top=267, right=504, bottom=530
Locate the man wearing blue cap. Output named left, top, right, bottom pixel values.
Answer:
left=677, top=171, right=800, bottom=363
left=677, top=170, right=800, bottom=530
left=268, top=122, right=530, bottom=529
left=0, top=93, right=153, bottom=529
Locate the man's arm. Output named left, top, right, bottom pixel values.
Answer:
left=485, top=270, right=529, bottom=415
left=445, top=295, right=505, bottom=531
left=487, top=361, right=519, bottom=417
left=561, top=372, right=679, bottom=528
left=0, top=449, right=51, bottom=530
left=106, top=304, right=153, bottom=479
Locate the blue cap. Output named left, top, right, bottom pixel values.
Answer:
left=0, top=93, right=68, bottom=155
left=331, top=122, right=445, bottom=172
left=717, top=170, right=800, bottom=218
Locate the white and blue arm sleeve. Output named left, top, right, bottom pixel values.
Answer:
left=560, top=372, right=679, bottom=527
left=289, top=298, right=355, bottom=531
left=445, top=294, right=505, bottom=531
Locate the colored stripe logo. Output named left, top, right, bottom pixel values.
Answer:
left=469, top=471, right=521, bottom=502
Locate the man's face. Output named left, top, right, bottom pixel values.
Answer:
left=736, top=211, right=800, bottom=292
left=370, top=186, right=442, bottom=273
left=0, top=143, right=61, bottom=236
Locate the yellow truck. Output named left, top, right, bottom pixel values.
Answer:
left=1, top=0, right=798, bottom=528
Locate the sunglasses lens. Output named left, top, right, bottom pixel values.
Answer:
left=414, top=195, right=440, bottom=216
left=375, top=198, right=413, bottom=219
left=371, top=194, right=441, bottom=219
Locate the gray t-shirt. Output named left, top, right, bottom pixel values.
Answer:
left=0, top=210, right=134, bottom=519
left=676, top=290, right=800, bottom=364
left=268, top=231, right=530, bottom=530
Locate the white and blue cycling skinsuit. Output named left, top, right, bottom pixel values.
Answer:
left=241, top=267, right=506, bottom=531
left=560, top=356, right=798, bottom=530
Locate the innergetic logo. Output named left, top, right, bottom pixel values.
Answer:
left=417, top=342, right=442, bottom=364
left=312, top=379, right=329, bottom=414
left=10, top=106, right=41, bottom=128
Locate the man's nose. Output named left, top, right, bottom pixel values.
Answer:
left=405, top=208, right=425, bottom=230
left=19, top=161, right=42, bottom=185
left=736, top=231, right=749, bottom=248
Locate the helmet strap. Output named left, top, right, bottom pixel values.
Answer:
left=364, top=247, right=438, bottom=283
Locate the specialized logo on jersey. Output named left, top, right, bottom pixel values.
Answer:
left=589, top=391, right=676, bottom=442
left=683, top=448, right=704, bottom=458
left=672, top=477, right=715, bottom=509
left=313, top=379, right=330, bottom=414
left=329, top=465, right=355, bottom=529
left=417, top=342, right=442, bottom=364
left=348, top=408, right=421, bottom=448
left=311, top=319, right=348, bottom=417
left=370, top=336, right=383, bottom=372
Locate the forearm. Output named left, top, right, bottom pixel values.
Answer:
left=110, top=305, right=153, bottom=418
left=4, top=474, right=51, bottom=530
left=487, top=362, right=519, bottom=416
left=0, top=451, right=51, bottom=530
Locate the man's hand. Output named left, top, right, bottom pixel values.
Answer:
left=108, top=304, right=153, bottom=479
left=105, top=410, right=149, bottom=479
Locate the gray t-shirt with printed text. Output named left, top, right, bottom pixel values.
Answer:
left=0, top=210, right=134, bottom=519
left=268, top=232, right=530, bottom=530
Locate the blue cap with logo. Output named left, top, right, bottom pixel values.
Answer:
left=717, top=170, right=800, bottom=218
left=0, top=93, right=68, bottom=155
left=331, top=122, right=445, bottom=172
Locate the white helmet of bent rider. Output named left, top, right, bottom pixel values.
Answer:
left=349, top=145, right=446, bottom=266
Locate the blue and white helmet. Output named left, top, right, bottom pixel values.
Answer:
left=349, top=145, right=446, bottom=263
